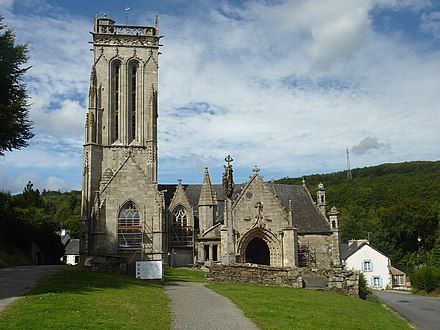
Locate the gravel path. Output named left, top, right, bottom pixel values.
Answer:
left=376, top=290, right=440, bottom=330
left=0, top=265, right=67, bottom=313
left=165, top=282, right=258, bottom=330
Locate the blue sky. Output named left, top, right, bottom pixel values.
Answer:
left=0, top=0, right=439, bottom=193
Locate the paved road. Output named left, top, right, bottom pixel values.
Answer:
left=376, top=290, right=440, bottom=330
left=165, top=282, right=258, bottom=330
left=0, top=265, right=67, bottom=313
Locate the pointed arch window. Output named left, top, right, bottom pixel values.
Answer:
left=110, top=60, right=121, bottom=143
left=117, top=201, right=142, bottom=249
left=127, top=60, right=139, bottom=143
left=174, top=207, right=187, bottom=226
left=170, top=206, right=192, bottom=247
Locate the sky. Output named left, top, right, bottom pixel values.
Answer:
left=0, top=0, right=439, bottom=193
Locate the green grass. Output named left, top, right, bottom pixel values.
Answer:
left=0, top=268, right=170, bottom=329
left=208, top=283, right=411, bottom=330
left=164, top=267, right=205, bottom=282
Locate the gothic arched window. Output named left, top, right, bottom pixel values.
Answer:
left=117, top=201, right=142, bottom=249
left=127, top=60, right=139, bottom=142
left=170, top=206, right=192, bottom=247
left=174, top=207, right=187, bottom=226
left=110, top=59, right=122, bottom=143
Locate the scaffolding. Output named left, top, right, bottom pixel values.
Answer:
left=297, top=244, right=317, bottom=268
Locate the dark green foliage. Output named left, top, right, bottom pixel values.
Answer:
left=0, top=16, right=33, bottom=155
left=41, top=189, right=81, bottom=237
left=0, top=183, right=70, bottom=266
left=359, top=272, right=372, bottom=300
left=278, top=161, right=440, bottom=272
left=410, top=266, right=440, bottom=294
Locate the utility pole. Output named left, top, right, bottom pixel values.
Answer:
left=346, top=148, right=352, bottom=180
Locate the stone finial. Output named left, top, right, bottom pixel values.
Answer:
left=177, top=179, right=182, bottom=185
left=253, top=165, right=260, bottom=174
left=198, top=167, right=216, bottom=206
left=302, top=178, right=306, bottom=186
left=329, top=206, right=339, bottom=215
left=317, top=182, right=325, bottom=190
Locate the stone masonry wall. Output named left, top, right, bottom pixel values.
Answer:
left=206, top=264, right=359, bottom=297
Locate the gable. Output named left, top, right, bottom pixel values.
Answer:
left=101, top=154, right=150, bottom=195
left=346, top=244, right=390, bottom=263
left=232, top=174, right=289, bottom=234
left=169, top=183, right=192, bottom=212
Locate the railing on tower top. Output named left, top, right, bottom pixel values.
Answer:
left=97, top=24, right=156, bottom=36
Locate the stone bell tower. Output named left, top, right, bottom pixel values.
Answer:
left=81, top=14, right=165, bottom=263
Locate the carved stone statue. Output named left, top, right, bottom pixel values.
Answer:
left=222, top=155, right=234, bottom=198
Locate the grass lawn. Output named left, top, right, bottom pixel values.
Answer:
left=208, top=283, right=411, bottom=330
left=0, top=268, right=170, bottom=329
left=164, top=267, right=205, bottom=282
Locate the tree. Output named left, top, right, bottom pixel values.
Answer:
left=0, top=16, right=33, bottom=156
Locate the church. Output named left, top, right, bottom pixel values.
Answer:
left=80, top=15, right=341, bottom=270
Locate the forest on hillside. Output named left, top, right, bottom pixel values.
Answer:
left=0, top=183, right=81, bottom=267
left=278, top=161, right=440, bottom=273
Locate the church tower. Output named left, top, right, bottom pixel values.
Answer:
left=80, top=14, right=165, bottom=263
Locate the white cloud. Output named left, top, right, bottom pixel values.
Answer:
left=0, top=169, right=71, bottom=194
left=1, top=0, right=439, bottom=188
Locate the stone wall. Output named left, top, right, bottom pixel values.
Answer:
left=206, top=264, right=359, bottom=297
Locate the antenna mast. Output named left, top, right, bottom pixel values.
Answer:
left=346, top=148, right=352, bottom=180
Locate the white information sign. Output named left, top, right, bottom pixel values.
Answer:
left=136, top=261, right=163, bottom=280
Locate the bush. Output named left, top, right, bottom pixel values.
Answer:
left=410, top=266, right=440, bottom=294
left=359, top=272, right=372, bottom=299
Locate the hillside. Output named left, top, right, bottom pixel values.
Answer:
left=277, top=161, right=440, bottom=272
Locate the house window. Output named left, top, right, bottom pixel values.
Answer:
left=373, top=276, right=380, bottom=287
left=117, top=201, right=142, bottom=249
left=363, top=260, right=371, bottom=271
left=393, top=275, right=405, bottom=286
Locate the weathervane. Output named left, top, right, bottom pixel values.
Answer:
left=125, top=5, right=130, bottom=25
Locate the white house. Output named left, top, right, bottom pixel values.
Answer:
left=63, top=239, right=80, bottom=265
left=341, top=239, right=407, bottom=290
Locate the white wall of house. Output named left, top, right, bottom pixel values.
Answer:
left=345, top=245, right=391, bottom=290
left=66, top=254, right=79, bottom=265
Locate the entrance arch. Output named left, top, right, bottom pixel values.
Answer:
left=238, top=228, right=282, bottom=267
left=245, top=237, right=270, bottom=265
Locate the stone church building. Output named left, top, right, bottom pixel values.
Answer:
left=80, top=15, right=341, bottom=270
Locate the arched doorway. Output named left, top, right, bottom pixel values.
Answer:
left=245, top=237, right=270, bottom=265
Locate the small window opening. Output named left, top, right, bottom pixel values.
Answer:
left=204, top=245, right=210, bottom=261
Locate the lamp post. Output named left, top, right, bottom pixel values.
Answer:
left=417, top=234, right=427, bottom=265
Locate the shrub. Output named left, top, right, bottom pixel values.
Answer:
left=359, top=272, right=372, bottom=299
left=410, top=266, right=440, bottom=294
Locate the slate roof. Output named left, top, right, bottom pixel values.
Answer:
left=340, top=240, right=389, bottom=260
left=65, top=239, right=79, bottom=255
left=389, top=266, right=406, bottom=276
left=340, top=242, right=366, bottom=260
left=159, top=181, right=331, bottom=234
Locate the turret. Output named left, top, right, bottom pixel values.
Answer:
left=198, top=167, right=217, bottom=234
left=316, top=182, right=326, bottom=214
left=328, top=206, right=339, bottom=230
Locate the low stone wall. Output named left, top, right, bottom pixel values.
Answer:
left=88, top=254, right=128, bottom=274
left=206, top=264, right=359, bottom=297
